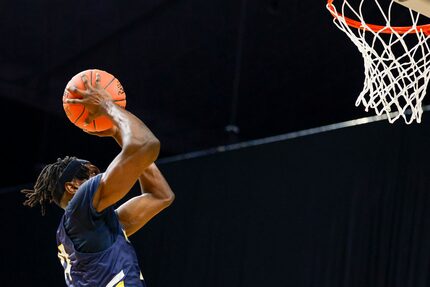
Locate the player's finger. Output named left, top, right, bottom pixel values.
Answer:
left=64, top=98, right=84, bottom=104
left=82, top=129, right=96, bottom=135
left=82, top=129, right=107, bottom=137
left=81, top=74, right=91, bottom=89
left=84, top=114, right=95, bottom=126
left=95, top=72, right=101, bottom=89
left=67, top=85, right=87, bottom=96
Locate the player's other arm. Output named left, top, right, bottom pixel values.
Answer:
left=91, top=128, right=175, bottom=236
left=85, top=117, right=174, bottom=236
left=94, top=105, right=160, bottom=212
left=116, top=163, right=175, bottom=237
left=66, top=73, right=160, bottom=212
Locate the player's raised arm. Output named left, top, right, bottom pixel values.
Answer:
left=66, top=72, right=160, bottom=212
left=85, top=127, right=175, bottom=237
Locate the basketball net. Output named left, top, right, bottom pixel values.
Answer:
left=327, top=0, right=430, bottom=123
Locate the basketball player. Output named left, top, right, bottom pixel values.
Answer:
left=21, top=73, right=174, bottom=287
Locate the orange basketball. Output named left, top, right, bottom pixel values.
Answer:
left=62, top=69, right=126, bottom=132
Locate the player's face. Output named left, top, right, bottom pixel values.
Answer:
left=86, top=163, right=100, bottom=178
left=71, top=163, right=100, bottom=190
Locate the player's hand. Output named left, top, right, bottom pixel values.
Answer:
left=65, top=73, right=113, bottom=125
left=83, top=125, right=118, bottom=138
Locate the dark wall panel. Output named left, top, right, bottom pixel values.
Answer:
left=3, top=117, right=429, bottom=286
left=135, top=118, right=430, bottom=287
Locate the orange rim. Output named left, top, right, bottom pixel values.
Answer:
left=327, top=0, right=430, bottom=35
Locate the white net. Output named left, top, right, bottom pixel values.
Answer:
left=327, top=0, right=430, bottom=123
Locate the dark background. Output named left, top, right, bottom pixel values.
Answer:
left=3, top=117, right=430, bottom=286
left=0, top=0, right=372, bottom=190
left=2, top=0, right=430, bottom=286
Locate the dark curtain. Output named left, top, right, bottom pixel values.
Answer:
left=2, top=119, right=430, bottom=286
left=136, top=119, right=430, bottom=287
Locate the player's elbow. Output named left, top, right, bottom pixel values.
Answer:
left=148, top=138, right=161, bottom=163
left=161, top=192, right=175, bottom=207
left=151, top=138, right=161, bottom=156
left=147, top=138, right=160, bottom=159
left=166, top=192, right=175, bottom=206
left=135, top=137, right=160, bottom=164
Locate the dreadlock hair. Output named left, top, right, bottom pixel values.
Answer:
left=21, top=156, right=91, bottom=216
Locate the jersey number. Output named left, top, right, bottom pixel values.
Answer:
left=58, top=244, right=73, bottom=283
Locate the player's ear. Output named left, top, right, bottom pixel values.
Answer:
left=64, top=182, right=78, bottom=195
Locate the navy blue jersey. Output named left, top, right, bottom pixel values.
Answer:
left=56, top=174, right=146, bottom=287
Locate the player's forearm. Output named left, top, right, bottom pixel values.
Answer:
left=138, top=163, right=175, bottom=202
left=115, top=164, right=174, bottom=236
